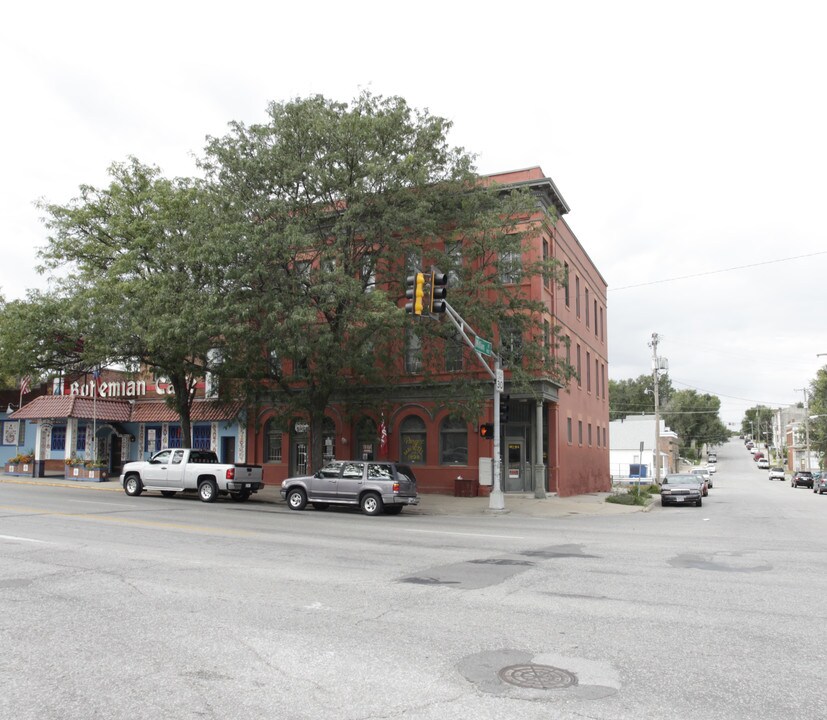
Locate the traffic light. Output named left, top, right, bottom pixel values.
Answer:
left=429, top=272, right=448, bottom=313
left=405, top=272, right=426, bottom=315
left=479, top=422, right=494, bottom=439
left=499, top=395, right=510, bottom=424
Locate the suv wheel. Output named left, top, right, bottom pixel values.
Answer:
left=286, top=488, right=307, bottom=511
left=360, top=492, right=384, bottom=516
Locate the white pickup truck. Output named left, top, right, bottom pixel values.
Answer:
left=120, top=448, right=263, bottom=503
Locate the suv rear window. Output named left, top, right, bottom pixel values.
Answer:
left=396, top=465, right=417, bottom=482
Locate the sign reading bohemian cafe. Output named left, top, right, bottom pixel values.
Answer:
left=69, top=379, right=175, bottom=398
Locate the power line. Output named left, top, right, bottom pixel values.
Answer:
left=610, top=250, right=827, bottom=291
left=670, top=378, right=796, bottom=407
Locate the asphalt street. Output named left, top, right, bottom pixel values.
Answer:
left=0, top=440, right=825, bottom=720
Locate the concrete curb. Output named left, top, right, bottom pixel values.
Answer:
left=1, top=475, right=652, bottom=519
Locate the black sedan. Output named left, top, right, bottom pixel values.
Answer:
left=660, top=474, right=704, bottom=507
left=792, top=471, right=814, bottom=489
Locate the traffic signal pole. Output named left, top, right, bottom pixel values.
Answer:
left=441, top=300, right=505, bottom=511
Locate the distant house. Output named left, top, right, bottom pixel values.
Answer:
left=609, top=414, right=679, bottom=480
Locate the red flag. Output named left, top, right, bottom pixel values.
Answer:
left=379, top=416, right=389, bottom=459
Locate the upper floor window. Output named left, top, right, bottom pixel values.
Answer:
left=542, top=240, right=550, bottom=289
left=585, top=289, right=590, bottom=327
left=361, top=254, right=376, bottom=292
left=575, top=276, right=581, bottom=318
left=445, top=330, right=464, bottom=372
left=500, top=248, right=522, bottom=284
left=586, top=351, right=591, bottom=392
left=594, top=300, right=598, bottom=336
left=405, top=327, right=422, bottom=374
left=500, top=321, right=523, bottom=369
left=576, top=344, right=582, bottom=386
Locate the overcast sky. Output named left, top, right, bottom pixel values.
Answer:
left=2, top=0, right=826, bottom=427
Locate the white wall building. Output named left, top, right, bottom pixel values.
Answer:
left=609, top=414, right=679, bottom=480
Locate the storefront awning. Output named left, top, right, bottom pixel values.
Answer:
left=10, top=395, right=132, bottom=422
left=10, top=396, right=243, bottom=425
left=129, top=401, right=244, bottom=423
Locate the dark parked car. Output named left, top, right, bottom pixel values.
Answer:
left=812, top=472, right=827, bottom=495
left=660, top=474, right=704, bottom=507
left=281, top=460, right=419, bottom=515
left=792, top=471, right=814, bottom=489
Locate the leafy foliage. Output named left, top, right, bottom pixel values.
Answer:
left=740, top=405, right=776, bottom=445
left=808, top=367, right=827, bottom=465
left=609, top=373, right=673, bottom=420
left=662, top=389, right=729, bottom=449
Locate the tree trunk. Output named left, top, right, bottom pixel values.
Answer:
left=168, top=369, right=193, bottom=448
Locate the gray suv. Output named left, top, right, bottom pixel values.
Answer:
left=281, top=461, right=420, bottom=516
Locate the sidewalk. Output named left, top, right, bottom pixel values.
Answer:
left=0, top=474, right=653, bottom=518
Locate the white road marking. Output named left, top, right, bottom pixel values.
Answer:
left=401, top=529, right=526, bottom=540
left=0, top=534, right=50, bottom=544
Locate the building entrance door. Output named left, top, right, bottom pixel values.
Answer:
left=504, top=438, right=527, bottom=492
left=110, top=434, right=122, bottom=476
left=220, top=436, right=236, bottom=464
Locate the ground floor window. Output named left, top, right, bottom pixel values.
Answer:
left=192, top=425, right=210, bottom=450
left=264, top=418, right=283, bottom=462
left=145, top=425, right=161, bottom=453
left=77, top=426, right=86, bottom=451
left=168, top=426, right=182, bottom=448
left=439, top=417, right=468, bottom=465
left=400, top=415, right=426, bottom=464
left=51, top=425, right=66, bottom=452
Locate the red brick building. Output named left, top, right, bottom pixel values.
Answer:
left=248, top=166, right=610, bottom=497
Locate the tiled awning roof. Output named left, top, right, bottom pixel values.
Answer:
left=10, top=396, right=243, bottom=424
left=129, top=401, right=244, bottom=423
left=10, top=395, right=132, bottom=422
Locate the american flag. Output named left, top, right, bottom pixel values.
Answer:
left=20, top=376, right=31, bottom=395
left=378, top=415, right=389, bottom=459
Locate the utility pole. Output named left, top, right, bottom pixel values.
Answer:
left=649, top=332, right=662, bottom=484
left=795, top=388, right=810, bottom=471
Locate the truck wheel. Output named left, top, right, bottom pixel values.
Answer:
left=198, top=479, right=218, bottom=503
left=230, top=491, right=251, bottom=502
left=360, top=492, right=383, bottom=516
left=161, top=491, right=177, bottom=498
left=124, top=474, right=143, bottom=497
left=286, top=488, right=307, bottom=511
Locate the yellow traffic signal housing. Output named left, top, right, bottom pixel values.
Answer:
left=405, top=272, right=427, bottom=315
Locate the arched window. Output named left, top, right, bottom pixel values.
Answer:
left=439, top=417, right=468, bottom=465
left=400, top=415, right=426, bottom=465
left=264, top=418, right=283, bottom=462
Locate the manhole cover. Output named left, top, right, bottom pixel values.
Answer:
left=498, top=664, right=578, bottom=689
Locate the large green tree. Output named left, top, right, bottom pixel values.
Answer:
left=663, top=389, right=729, bottom=451
left=200, top=91, right=570, bottom=469
left=609, top=373, right=673, bottom=420
left=6, top=158, right=224, bottom=445
left=740, top=405, right=776, bottom=445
